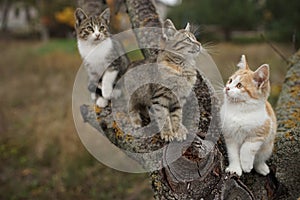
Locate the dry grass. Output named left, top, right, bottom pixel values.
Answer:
left=0, top=39, right=294, bottom=199
left=0, top=39, right=153, bottom=200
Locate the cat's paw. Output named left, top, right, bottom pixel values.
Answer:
left=254, top=163, right=270, bottom=176
left=225, top=165, right=242, bottom=176
left=174, top=124, right=188, bottom=142
left=96, top=97, right=108, bottom=107
left=161, top=132, right=175, bottom=142
left=241, top=158, right=253, bottom=173
left=160, top=129, right=175, bottom=142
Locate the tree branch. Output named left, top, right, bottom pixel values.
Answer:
left=76, top=0, right=300, bottom=199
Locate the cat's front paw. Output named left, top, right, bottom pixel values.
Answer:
left=225, top=165, right=242, bottom=176
left=174, top=124, right=188, bottom=141
left=160, top=129, right=175, bottom=142
left=241, top=158, right=253, bottom=173
left=161, top=132, right=175, bottom=142
left=254, top=162, right=270, bottom=176
left=96, top=97, right=108, bottom=107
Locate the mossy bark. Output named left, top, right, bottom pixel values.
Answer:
left=273, top=50, right=300, bottom=199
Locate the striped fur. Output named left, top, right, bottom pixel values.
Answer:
left=129, top=19, right=201, bottom=142
left=75, top=8, right=126, bottom=107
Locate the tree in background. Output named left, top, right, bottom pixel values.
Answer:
left=36, top=0, right=77, bottom=39
left=167, top=0, right=260, bottom=41
left=0, top=0, right=77, bottom=39
left=264, top=0, right=300, bottom=50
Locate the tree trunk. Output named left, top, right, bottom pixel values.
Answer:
left=222, top=27, right=232, bottom=41
left=272, top=50, right=300, bottom=199
left=77, top=0, right=300, bottom=199
left=0, top=0, right=11, bottom=32
left=77, top=0, right=107, bottom=16
left=36, top=0, right=49, bottom=42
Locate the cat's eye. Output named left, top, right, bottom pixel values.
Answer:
left=185, top=37, right=192, bottom=42
left=228, top=79, right=232, bottom=84
left=99, top=26, right=105, bottom=31
left=87, top=26, right=93, bottom=31
left=236, top=83, right=243, bottom=89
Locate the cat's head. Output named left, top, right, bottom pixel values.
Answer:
left=224, top=55, right=270, bottom=104
left=161, top=19, right=202, bottom=57
left=75, top=8, right=110, bottom=44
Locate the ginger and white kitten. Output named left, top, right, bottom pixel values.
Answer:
left=75, top=8, right=126, bottom=107
left=221, top=55, right=276, bottom=176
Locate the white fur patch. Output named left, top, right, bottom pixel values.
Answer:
left=78, top=38, right=113, bottom=77
left=96, top=97, right=108, bottom=107
left=101, top=70, right=119, bottom=99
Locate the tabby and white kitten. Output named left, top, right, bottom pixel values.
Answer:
left=221, top=55, right=276, bottom=176
left=129, top=19, right=201, bottom=142
left=75, top=8, right=125, bottom=107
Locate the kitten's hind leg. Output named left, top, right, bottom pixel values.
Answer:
left=254, top=142, right=273, bottom=175
left=151, top=104, right=175, bottom=141
left=169, top=106, right=187, bottom=141
left=129, top=104, right=143, bottom=129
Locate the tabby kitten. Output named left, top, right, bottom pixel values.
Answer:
left=129, top=19, right=201, bottom=142
left=75, top=8, right=126, bottom=107
left=221, top=55, right=277, bottom=176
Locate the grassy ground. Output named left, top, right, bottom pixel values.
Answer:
left=0, top=39, right=294, bottom=200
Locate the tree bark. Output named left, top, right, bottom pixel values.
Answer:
left=77, top=0, right=300, bottom=199
left=272, top=50, right=300, bottom=199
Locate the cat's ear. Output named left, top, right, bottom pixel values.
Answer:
left=100, top=8, right=110, bottom=24
left=237, top=54, right=249, bottom=70
left=253, top=64, right=269, bottom=88
left=75, top=8, right=87, bottom=27
left=162, top=19, right=176, bottom=39
left=185, top=22, right=191, bottom=32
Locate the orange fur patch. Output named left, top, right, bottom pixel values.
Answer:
left=160, top=60, right=182, bottom=73
left=230, top=69, right=267, bottom=99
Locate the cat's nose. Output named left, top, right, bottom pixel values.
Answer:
left=95, top=33, right=100, bottom=39
left=226, top=87, right=230, bottom=91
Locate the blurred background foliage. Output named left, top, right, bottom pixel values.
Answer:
left=0, top=0, right=298, bottom=199
left=168, top=0, right=300, bottom=48
left=0, top=0, right=299, bottom=46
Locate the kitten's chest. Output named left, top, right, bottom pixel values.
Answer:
left=78, top=38, right=113, bottom=70
left=221, top=103, right=268, bottom=135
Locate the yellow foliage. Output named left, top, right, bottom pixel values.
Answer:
left=55, top=7, right=75, bottom=27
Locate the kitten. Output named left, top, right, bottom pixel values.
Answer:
left=75, top=8, right=126, bottom=107
left=221, top=55, right=277, bottom=176
left=129, top=19, right=202, bottom=142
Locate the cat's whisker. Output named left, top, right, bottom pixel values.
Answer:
left=201, top=42, right=218, bottom=55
